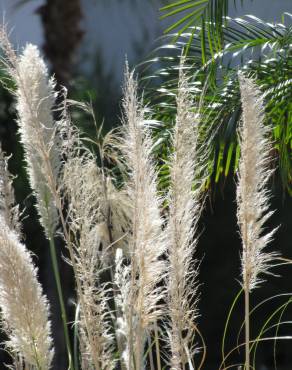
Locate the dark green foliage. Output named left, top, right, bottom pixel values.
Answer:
left=160, top=0, right=252, bottom=58
left=140, top=13, right=292, bottom=194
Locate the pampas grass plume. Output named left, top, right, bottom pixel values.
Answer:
left=63, top=152, right=116, bottom=370
left=237, top=73, right=278, bottom=293
left=5, top=43, right=61, bottom=237
left=0, top=147, right=53, bottom=368
left=237, top=72, right=279, bottom=369
left=0, top=220, right=54, bottom=369
left=166, top=61, right=204, bottom=370
left=118, top=67, right=166, bottom=369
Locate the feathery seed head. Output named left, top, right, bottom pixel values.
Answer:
left=0, top=148, right=21, bottom=235
left=118, top=68, right=167, bottom=369
left=166, top=61, right=204, bottom=369
left=0, top=218, right=54, bottom=369
left=62, top=142, right=117, bottom=368
left=237, top=72, right=278, bottom=292
left=8, top=43, right=61, bottom=236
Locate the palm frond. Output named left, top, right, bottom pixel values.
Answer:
left=139, top=14, right=292, bottom=194
left=160, top=0, right=252, bottom=59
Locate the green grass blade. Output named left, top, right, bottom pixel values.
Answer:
left=221, top=289, right=243, bottom=369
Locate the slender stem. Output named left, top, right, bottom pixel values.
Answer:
left=31, top=337, right=42, bottom=370
left=109, top=269, right=126, bottom=370
left=73, top=303, right=80, bottom=370
left=48, top=234, right=74, bottom=370
left=135, top=324, right=143, bottom=370
left=154, top=323, right=162, bottom=370
left=147, top=336, right=155, bottom=370
left=182, top=358, right=186, bottom=370
left=100, top=155, right=125, bottom=368
left=244, top=285, right=250, bottom=370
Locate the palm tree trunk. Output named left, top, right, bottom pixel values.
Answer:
left=37, top=0, right=83, bottom=87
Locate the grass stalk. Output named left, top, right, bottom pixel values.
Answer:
left=31, top=338, right=43, bottom=370
left=73, top=303, right=80, bottom=370
left=221, top=289, right=243, bottom=367
left=48, top=232, right=74, bottom=370
left=147, top=336, right=155, bottom=370
left=154, top=323, right=162, bottom=370
left=244, top=282, right=250, bottom=370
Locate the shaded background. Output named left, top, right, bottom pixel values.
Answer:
left=0, top=0, right=291, bottom=369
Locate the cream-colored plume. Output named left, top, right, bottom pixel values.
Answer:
left=237, top=73, right=278, bottom=293
left=166, top=62, right=205, bottom=370
left=2, top=42, right=61, bottom=237
left=0, top=219, right=54, bottom=369
left=0, top=147, right=53, bottom=368
left=0, top=148, right=21, bottom=235
left=61, top=113, right=133, bottom=368
left=63, top=153, right=131, bottom=264
left=63, top=153, right=116, bottom=370
left=117, top=68, right=166, bottom=369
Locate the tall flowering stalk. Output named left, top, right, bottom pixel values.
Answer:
left=0, top=149, right=54, bottom=369
left=237, top=73, right=278, bottom=369
left=63, top=151, right=115, bottom=370
left=117, top=69, right=166, bottom=369
left=166, top=63, right=206, bottom=370
left=0, top=33, right=73, bottom=369
left=60, top=106, right=133, bottom=369
left=12, top=43, right=60, bottom=236
left=0, top=221, right=54, bottom=370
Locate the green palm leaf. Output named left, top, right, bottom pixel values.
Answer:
left=140, top=14, right=292, bottom=194
left=160, top=0, right=252, bottom=59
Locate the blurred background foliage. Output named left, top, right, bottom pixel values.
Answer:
left=8, top=0, right=291, bottom=195
left=0, top=0, right=291, bottom=369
